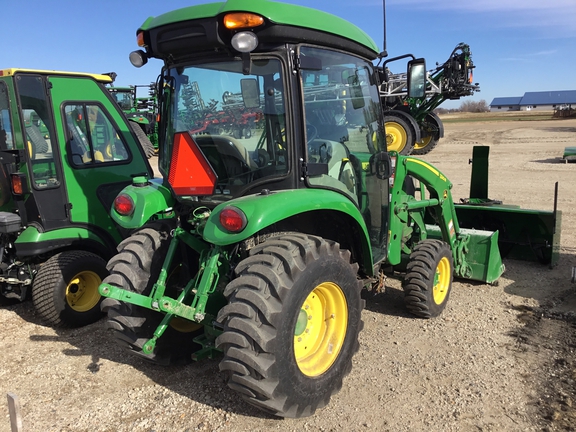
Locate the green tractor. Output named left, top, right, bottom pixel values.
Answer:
left=0, top=68, right=153, bottom=327
left=106, top=77, right=158, bottom=158
left=97, top=0, right=558, bottom=418
left=380, top=43, right=480, bottom=155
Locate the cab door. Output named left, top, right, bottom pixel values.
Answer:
left=48, top=75, right=152, bottom=242
left=14, top=73, right=69, bottom=230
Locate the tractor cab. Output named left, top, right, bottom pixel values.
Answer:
left=128, top=5, right=424, bottom=265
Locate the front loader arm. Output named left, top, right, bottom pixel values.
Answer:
left=388, top=153, right=470, bottom=276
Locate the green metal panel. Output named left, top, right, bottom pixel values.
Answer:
left=563, top=146, right=576, bottom=160
left=454, top=204, right=561, bottom=267
left=202, top=188, right=373, bottom=268
left=111, top=178, right=175, bottom=229
left=469, top=146, right=489, bottom=200
left=15, top=225, right=107, bottom=247
left=139, top=0, right=379, bottom=54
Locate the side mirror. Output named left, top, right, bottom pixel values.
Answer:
left=241, top=78, right=260, bottom=108
left=407, top=58, right=426, bottom=99
left=371, top=151, right=392, bottom=180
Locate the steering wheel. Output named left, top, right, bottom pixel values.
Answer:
left=306, top=123, right=318, bottom=144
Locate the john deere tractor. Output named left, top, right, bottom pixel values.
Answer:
left=0, top=68, right=153, bottom=327
left=98, top=0, right=557, bottom=418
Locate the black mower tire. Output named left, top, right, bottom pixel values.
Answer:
left=101, top=220, right=201, bottom=365
left=216, top=233, right=364, bottom=418
left=128, top=121, right=156, bottom=159
left=384, top=112, right=418, bottom=155
left=402, top=239, right=454, bottom=318
left=32, top=251, right=107, bottom=328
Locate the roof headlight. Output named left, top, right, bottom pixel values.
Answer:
left=231, top=32, right=258, bottom=53
left=129, top=50, right=148, bottom=68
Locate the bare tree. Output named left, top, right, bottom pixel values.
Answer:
left=459, top=99, right=489, bottom=113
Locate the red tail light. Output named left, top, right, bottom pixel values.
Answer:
left=10, top=173, right=28, bottom=195
left=114, top=194, right=135, bottom=216
left=219, top=206, right=247, bottom=233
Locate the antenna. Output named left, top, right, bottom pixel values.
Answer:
left=381, top=0, right=387, bottom=58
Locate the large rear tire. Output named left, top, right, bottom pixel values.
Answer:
left=32, top=251, right=107, bottom=328
left=402, top=239, right=453, bottom=318
left=216, top=234, right=364, bottom=418
left=101, top=220, right=201, bottom=365
left=384, top=112, right=417, bottom=155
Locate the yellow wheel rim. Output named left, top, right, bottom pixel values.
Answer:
left=170, top=318, right=203, bottom=333
left=433, top=257, right=451, bottom=305
left=414, top=135, right=433, bottom=151
left=294, top=282, right=348, bottom=377
left=66, top=271, right=102, bottom=312
left=385, top=121, right=407, bottom=152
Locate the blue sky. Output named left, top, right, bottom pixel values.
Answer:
left=3, top=0, right=575, bottom=108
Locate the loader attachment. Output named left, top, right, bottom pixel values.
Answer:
left=453, top=204, right=560, bottom=267
left=426, top=224, right=504, bottom=284
left=458, top=146, right=561, bottom=267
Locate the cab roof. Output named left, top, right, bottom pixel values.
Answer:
left=139, top=0, right=379, bottom=57
left=0, top=68, right=113, bottom=83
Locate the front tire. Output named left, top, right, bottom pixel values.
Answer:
left=216, top=234, right=364, bottom=418
left=32, top=251, right=107, bottom=328
left=101, top=220, right=201, bottom=365
left=402, top=239, right=453, bottom=318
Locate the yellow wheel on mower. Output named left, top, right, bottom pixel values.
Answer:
left=66, top=270, right=102, bottom=312
left=294, top=282, right=348, bottom=377
left=32, top=251, right=107, bottom=328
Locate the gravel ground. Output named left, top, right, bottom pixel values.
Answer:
left=1, top=114, right=575, bottom=431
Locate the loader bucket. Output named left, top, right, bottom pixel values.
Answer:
left=453, top=204, right=560, bottom=267
left=425, top=224, right=504, bottom=284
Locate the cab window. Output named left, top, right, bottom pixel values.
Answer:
left=0, top=82, right=13, bottom=150
left=64, top=104, right=130, bottom=166
left=15, top=74, right=60, bottom=189
left=300, top=46, right=385, bottom=204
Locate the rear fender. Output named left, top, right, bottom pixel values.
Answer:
left=14, top=225, right=111, bottom=258
left=202, top=189, right=374, bottom=275
left=111, top=178, right=175, bottom=229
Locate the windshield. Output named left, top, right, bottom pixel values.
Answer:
left=163, top=58, right=287, bottom=199
left=109, top=89, right=134, bottom=111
